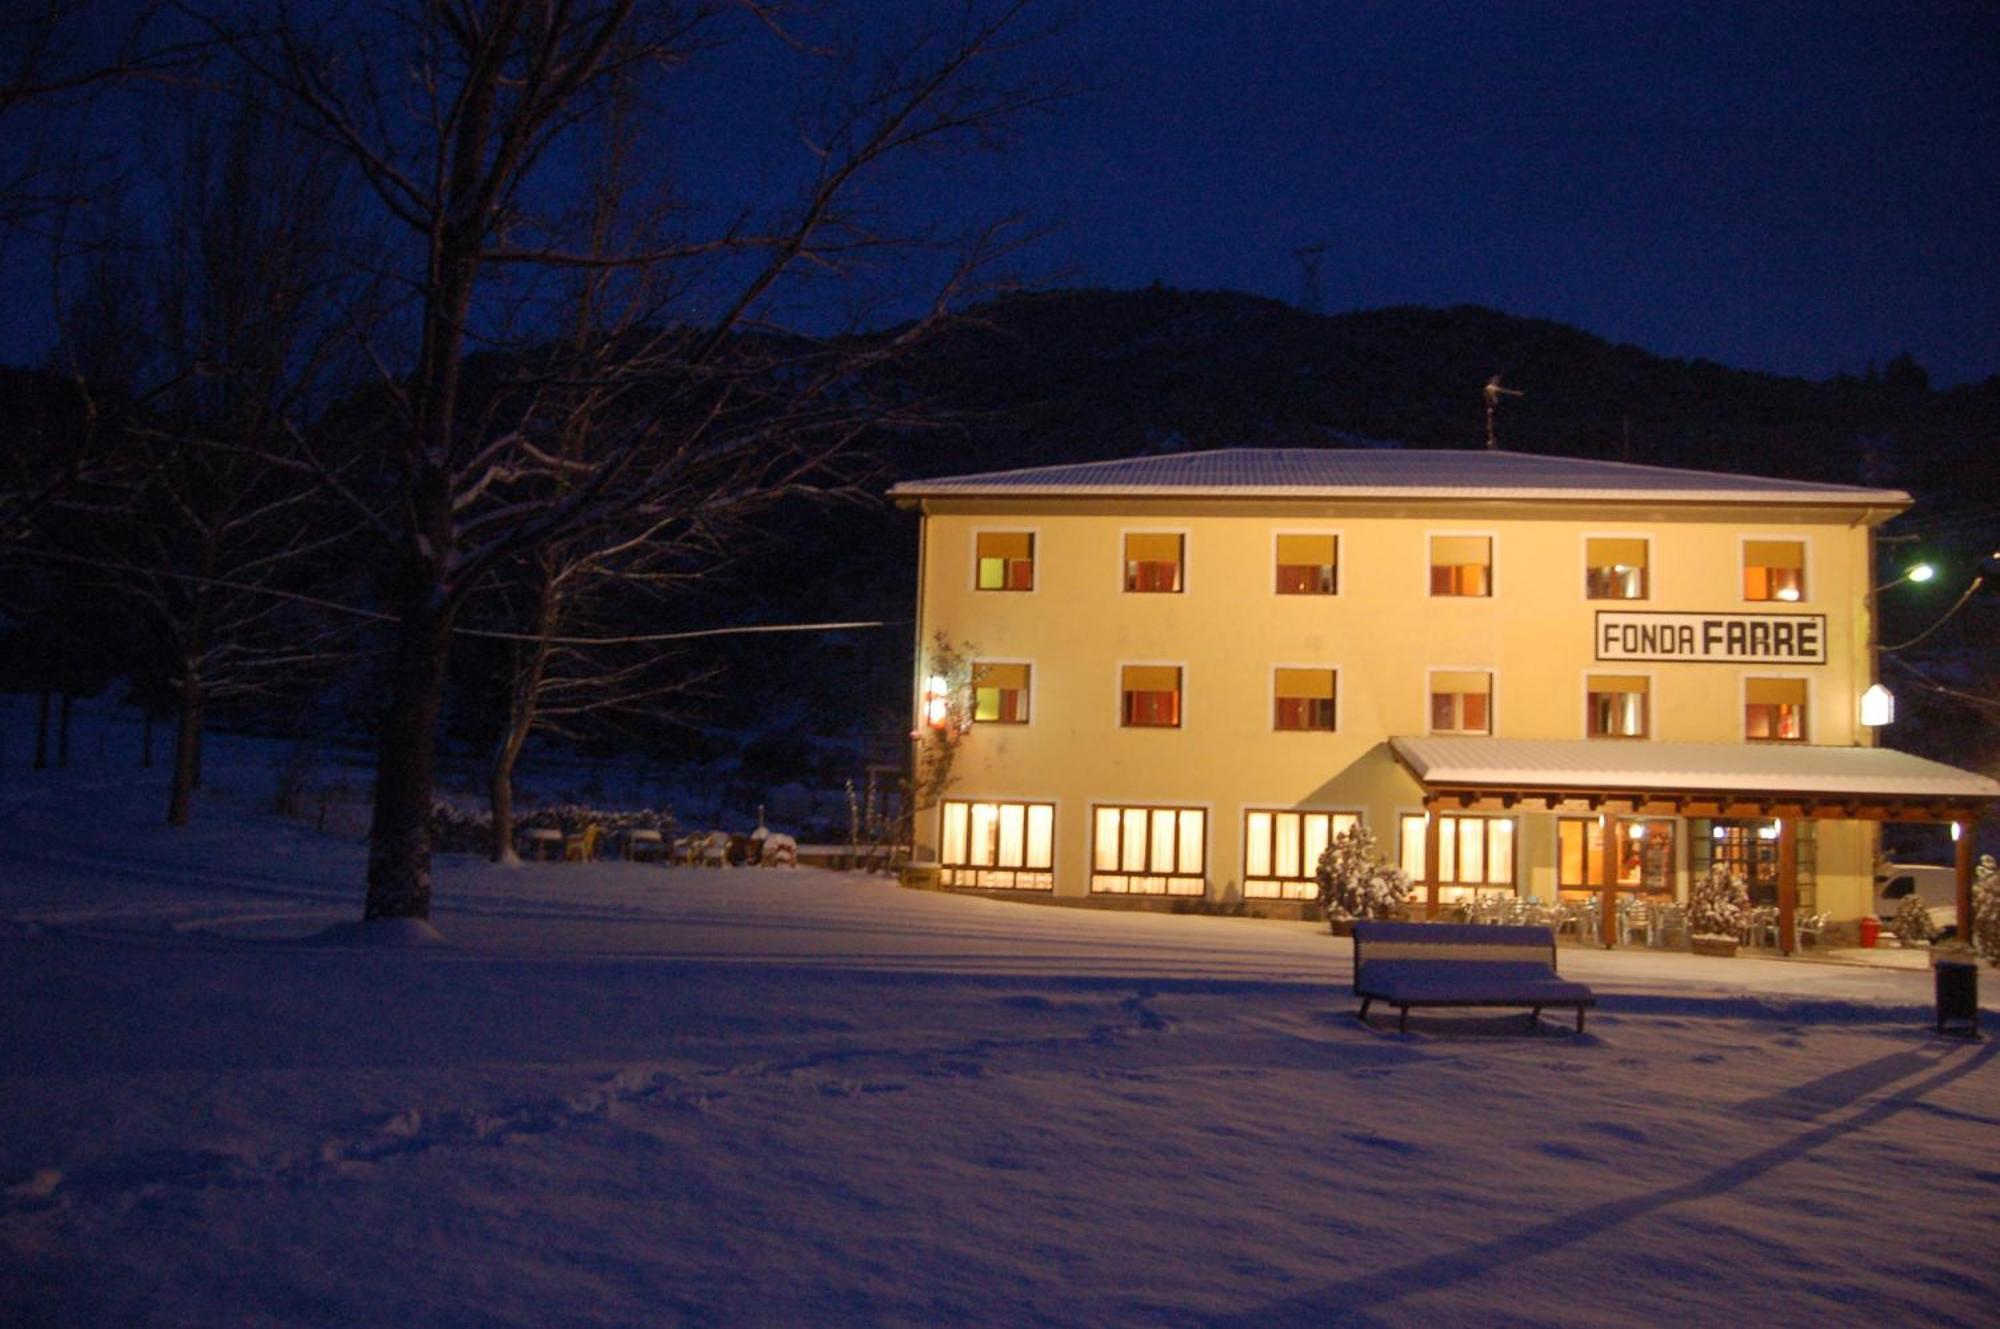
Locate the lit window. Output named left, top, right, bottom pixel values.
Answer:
left=1092, top=804, right=1205, bottom=895
left=1430, top=535, right=1492, bottom=597
left=1275, top=534, right=1337, bottom=595
left=1585, top=537, right=1649, bottom=600
left=971, top=661, right=1030, bottom=725
left=1121, top=665, right=1182, bottom=728
left=1558, top=818, right=1676, bottom=895
left=939, top=800, right=1054, bottom=890
left=975, top=531, right=1034, bottom=591
left=1399, top=814, right=1515, bottom=902
left=1746, top=677, right=1807, bottom=742
left=1587, top=674, right=1649, bottom=738
left=1744, top=540, right=1805, bottom=602
left=1273, top=668, right=1337, bottom=731
left=1429, top=671, right=1492, bottom=734
left=1124, top=532, right=1184, bottom=593
left=1244, top=809, right=1359, bottom=900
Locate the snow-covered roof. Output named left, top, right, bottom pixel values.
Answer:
left=1390, top=736, right=2000, bottom=801
left=891, top=449, right=1912, bottom=508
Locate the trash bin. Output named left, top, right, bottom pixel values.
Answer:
left=1933, top=953, right=1980, bottom=1039
left=1858, top=916, right=1881, bottom=948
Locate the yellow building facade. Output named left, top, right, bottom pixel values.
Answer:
left=894, top=450, right=1996, bottom=943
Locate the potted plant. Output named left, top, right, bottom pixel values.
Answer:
left=1971, top=855, right=1999, bottom=967
left=1315, top=825, right=1412, bottom=936
left=1687, top=863, right=1749, bottom=957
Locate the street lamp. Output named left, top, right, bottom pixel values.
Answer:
left=1860, top=561, right=1936, bottom=728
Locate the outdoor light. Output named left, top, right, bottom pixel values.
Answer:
left=1759, top=822, right=1780, bottom=841
left=1905, top=562, right=1936, bottom=583
left=1627, top=823, right=1645, bottom=841
left=1860, top=682, right=1895, bottom=727
left=923, top=674, right=950, bottom=728
left=1952, top=822, right=1963, bottom=842
left=1713, top=826, right=1727, bottom=840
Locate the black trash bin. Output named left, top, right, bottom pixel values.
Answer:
left=1934, top=954, right=1980, bottom=1039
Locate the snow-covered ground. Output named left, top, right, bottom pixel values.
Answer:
left=3, top=709, right=1997, bottom=1326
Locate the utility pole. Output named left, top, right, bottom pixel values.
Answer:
left=1484, top=374, right=1523, bottom=450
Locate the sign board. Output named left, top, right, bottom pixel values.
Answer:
left=1595, top=611, right=1826, bottom=665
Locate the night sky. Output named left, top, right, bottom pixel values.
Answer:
left=5, top=1, right=1997, bottom=385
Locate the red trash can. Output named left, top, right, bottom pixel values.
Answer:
left=1859, top=916, right=1881, bottom=948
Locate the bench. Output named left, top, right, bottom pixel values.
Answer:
left=1351, top=921, right=1595, bottom=1034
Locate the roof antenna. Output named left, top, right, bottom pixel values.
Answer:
left=1483, top=374, right=1523, bottom=450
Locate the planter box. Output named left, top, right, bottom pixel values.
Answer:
left=1690, top=935, right=1739, bottom=958
left=1326, top=917, right=1355, bottom=938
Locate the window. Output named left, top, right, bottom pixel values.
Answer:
left=1399, top=814, right=1515, bottom=900
left=1586, top=537, right=1649, bottom=600
left=1558, top=818, right=1676, bottom=897
left=939, top=800, right=1054, bottom=890
left=1692, top=820, right=1815, bottom=908
left=1244, top=810, right=1359, bottom=900
left=1275, top=533, right=1338, bottom=595
left=1429, top=535, right=1491, bottom=597
left=1744, top=540, right=1805, bottom=602
left=975, top=531, right=1034, bottom=591
left=1745, top=677, right=1807, bottom=742
left=971, top=661, right=1030, bottom=724
left=1124, top=532, right=1183, bottom=593
left=1092, top=805, right=1205, bottom=895
left=1121, top=665, right=1182, bottom=728
left=1586, top=674, right=1649, bottom=738
left=1273, top=668, right=1337, bottom=731
left=1429, top=671, right=1492, bottom=734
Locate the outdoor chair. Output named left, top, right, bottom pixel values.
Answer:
left=563, top=824, right=602, bottom=863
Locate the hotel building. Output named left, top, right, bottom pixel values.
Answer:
left=892, top=449, right=1997, bottom=948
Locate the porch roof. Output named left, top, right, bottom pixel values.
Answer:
left=1389, top=736, right=1999, bottom=812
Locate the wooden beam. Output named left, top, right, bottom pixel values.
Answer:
left=1957, top=820, right=1975, bottom=944
left=1598, top=816, right=1617, bottom=949
left=1423, top=800, right=1443, bottom=922
left=1777, top=817, right=1798, bottom=957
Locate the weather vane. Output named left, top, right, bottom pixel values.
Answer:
left=1484, top=374, right=1523, bottom=450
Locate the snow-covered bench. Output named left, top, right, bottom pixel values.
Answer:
left=1351, top=921, right=1595, bottom=1034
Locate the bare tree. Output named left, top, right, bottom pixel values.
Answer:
left=215, top=1, right=1051, bottom=922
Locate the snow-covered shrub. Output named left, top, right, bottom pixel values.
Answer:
left=1315, top=824, right=1412, bottom=922
left=1891, top=893, right=1935, bottom=946
left=1686, top=864, right=1749, bottom=940
left=1971, top=855, right=2000, bottom=964
left=427, top=802, right=679, bottom=856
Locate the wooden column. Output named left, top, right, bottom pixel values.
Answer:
left=1957, top=820, right=1975, bottom=942
left=1424, top=800, right=1442, bottom=921
left=1776, top=817, right=1798, bottom=956
left=1598, top=817, right=1617, bottom=948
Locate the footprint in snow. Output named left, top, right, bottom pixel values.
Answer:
left=1693, top=1053, right=1725, bottom=1064
left=1583, top=1120, right=1646, bottom=1143
left=1342, top=1132, right=1419, bottom=1156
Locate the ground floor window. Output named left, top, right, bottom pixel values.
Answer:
left=1092, top=804, right=1205, bottom=895
left=939, top=800, right=1054, bottom=890
left=1690, top=819, right=1815, bottom=907
left=1557, top=818, right=1677, bottom=897
left=1399, top=814, right=1515, bottom=901
left=1244, top=809, right=1360, bottom=900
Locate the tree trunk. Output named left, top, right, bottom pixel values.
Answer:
left=488, top=736, right=523, bottom=867
left=34, top=690, right=50, bottom=770
left=57, top=692, right=72, bottom=768
left=143, top=710, right=154, bottom=768
left=167, top=670, right=202, bottom=826
left=363, top=593, right=454, bottom=920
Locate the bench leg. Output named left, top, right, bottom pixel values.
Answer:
left=1529, top=1006, right=1541, bottom=1033
left=1357, top=996, right=1372, bottom=1024
left=1576, top=1008, right=1586, bottom=1035
left=1398, top=1006, right=1409, bottom=1034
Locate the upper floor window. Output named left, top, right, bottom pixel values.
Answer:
left=1275, top=533, right=1338, bottom=595
left=1587, top=674, right=1649, bottom=738
left=1744, top=540, right=1805, bottom=602
left=1124, top=532, right=1184, bottom=593
left=971, top=661, right=1030, bottom=724
left=1273, top=668, right=1337, bottom=732
left=1586, top=537, right=1649, bottom=600
left=1429, top=670, right=1492, bottom=734
left=1745, top=677, right=1807, bottom=742
left=975, top=531, right=1034, bottom=591
left=1121, top=664, right=1182, bottom=728
left=1430, top=535, right=1492, bottom=597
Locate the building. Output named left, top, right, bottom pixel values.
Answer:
left=891, top=449, right=1997, bottom=947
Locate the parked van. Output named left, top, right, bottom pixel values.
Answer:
left=1874, top=865, right=1960, bottom=938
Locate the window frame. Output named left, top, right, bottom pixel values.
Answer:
left=1090, top=802, right=1208, bottom=896
left=1739, top=533, right=1811, bottom=605
left=1583, top=670, right=1654, bottom=740
left=969, top=658, right=1034, bottom=726
left=937, top=798, right=1057, bottom=891
left=1119, top=527, right=1189, bottom=595
left=1271, top=663, right=1340, bottom=733
left=1555, top=816, right=1679, bottom=896
left=1242, top=806, right=1363, bottom=900
left=1271, top=528, right=1342, bottom=597
left=969, top=527, right=1038, bottom=594
left=1742, top=674, right=1812, bottom=743
left=1117, top=661, right=1186, bottom=730
left=1425, top=667, right=1495, bottom=736
left=1581, top=532, right=1652, bottom=602
left=1398, top=812, right=1518, bottom=900
left=1426, top=530, right=1497, bottom=599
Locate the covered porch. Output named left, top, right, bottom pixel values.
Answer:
left=1390, top=736, right=1999, bottom=953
